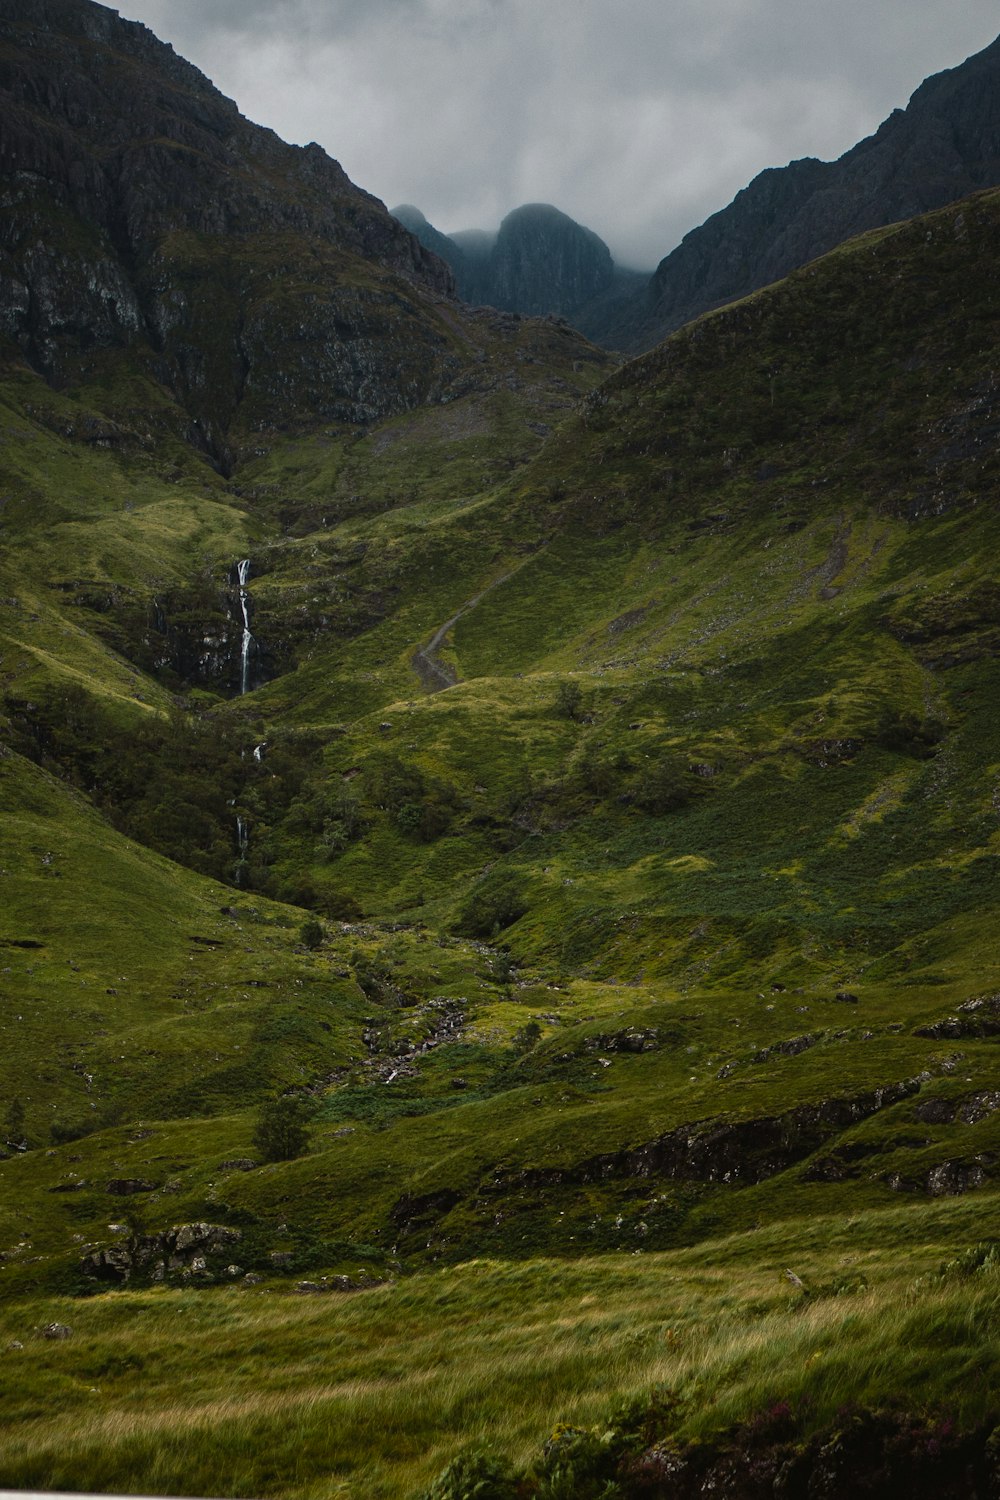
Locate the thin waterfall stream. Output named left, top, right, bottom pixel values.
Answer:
left=234, top=558, right=256, bottom=877
left=236, top=557, right=254, bottom=695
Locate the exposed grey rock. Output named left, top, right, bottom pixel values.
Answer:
left=750, top=1033, right=823, bottom=1065
left=489, top=205, right=614, bottom=318
left=915, top=1096, right=960, bottom=1124
left=81, top=1221, right=241, bottom=1283
left=391, top=205, right=465, bottom=281
left=392, top=1081, right=920, bottom=1235
left=959, top=1091, right=1000, bottom=1124
left=915, top=993, right=1000, bottom=1039
left=586, top=1026, right=660, bottom=1054
left=886, top=1157, right=993, bottom=1195
left=958, top=992, right=1000, bottom=1013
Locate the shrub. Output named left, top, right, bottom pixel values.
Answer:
left=280, top=877, right=321, bottom=908
left=396, top=798, right=452, bottom=841
left=938, top=1241, right=1000, bottom=1279
left=422, top=1445, right=518, bottom=1500
left=455, top=873, right=529, bottom=937
left=322, top=888, right=363, bottom=922
left=554, top=680, right=583, bottom=720
left=632, top=754, right=691, bottom=814
left=49, top=1119, right=93, bottom=1146
left=512, top=1020, right=542, bottom=1053
left=320, top=786, right=364, bottom=855
left=252, top=1094, right=313, bottom=1162
left=530, top=1425, right=620, bottom=1499
left=4, top=1097, right=27, bottom=1150
left=299, top=918, right=324, bottom=949
left=574, top=744, right=624, bottom=797
left=876, top=709, right=946, bottom=759
left=364, top=753, right=426, bottom=811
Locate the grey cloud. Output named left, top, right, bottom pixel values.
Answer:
left=119, top=0, right=1000, bottom=269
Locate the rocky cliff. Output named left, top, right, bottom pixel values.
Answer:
left=0, top=0, right=475, bottom=459
left=488, top=203, right=614, bottom=316
left=635, top=31, right=1000, bottom=347
left=392, top=201, right=616, bottom=322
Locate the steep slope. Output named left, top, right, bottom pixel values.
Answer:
left=0, top=0, right=611, bottom=463
left=390, top=204, right=465, bottom=282
left=633, top=31, right=1000, bottom=347
left=397, top=31, right=1000, bottom=356
left=392, top=201, right=625, bottom=324
left=487, top=203, right=614, bottom=316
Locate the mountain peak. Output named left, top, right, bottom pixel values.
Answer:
left=392, top=200, right=615, bottom=320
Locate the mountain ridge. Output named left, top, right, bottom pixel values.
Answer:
left=635, top=29, right=1000, bottom=346
left=394, top=32, right=1000, bottom=354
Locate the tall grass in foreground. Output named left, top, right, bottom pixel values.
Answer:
left=1, top=1217, right=998, bottom=1498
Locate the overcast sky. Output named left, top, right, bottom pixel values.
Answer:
left=115, top=0, right=1000, bottom=270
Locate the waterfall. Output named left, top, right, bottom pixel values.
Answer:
left=237, top=558, right=254, bottom=694
left=235, top=813, right=249, bottom=886
left=253, top=741, right=266, bottom=762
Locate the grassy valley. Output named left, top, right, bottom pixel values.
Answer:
left=2, top=89, right=1000, bottom=1496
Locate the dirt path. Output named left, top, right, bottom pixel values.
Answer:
left=412, top=569, right=517, bottom=692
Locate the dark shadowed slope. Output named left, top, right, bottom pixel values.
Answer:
left=628, top=32, right=1000, bottom=349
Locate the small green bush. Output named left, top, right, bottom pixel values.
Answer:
left=454, top=873, right=529, bottom=937
left=876, top=709, right=946, bottom=759
left=252, top=1094, right=313, bottom=1162
left=512, top=1020, right=542, bottom=1053
left=4, top=1097, right=27, bottom=1150
left=530, top=1424, right=620, bottom=1499
left=554, top=681, right=583, bottom=720
left=631, top=754, right=690, bottom=814
left=299, top=918, right=324, bottom=949
left=422, top=1445, right=518, bottom=1500
left=938, top=1241, right=1000, bottom=1279
left=49, top=1118, right=93, bottom=1146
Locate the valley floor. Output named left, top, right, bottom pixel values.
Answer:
left=2, top=1194, right=999, bottom=1498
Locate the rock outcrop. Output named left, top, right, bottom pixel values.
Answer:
left=390, top=1081, right=921, bottom=1238
left=81, top=1221, right=242, bottom=1283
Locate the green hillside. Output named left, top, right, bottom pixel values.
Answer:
left=3, top=161, right=1000, bottom=1494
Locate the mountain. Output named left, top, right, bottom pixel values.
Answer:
left=392, top=200, right=642, bottom=332
left=396, top=34, right=1000, bottom=355
left=0, top=0, right=614, bottom=476
left=486, top=203, right=615, bottom=316
left=2, top=3, right=1000, bottom=1496
left=632, top=31, right=1000, bottom=347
